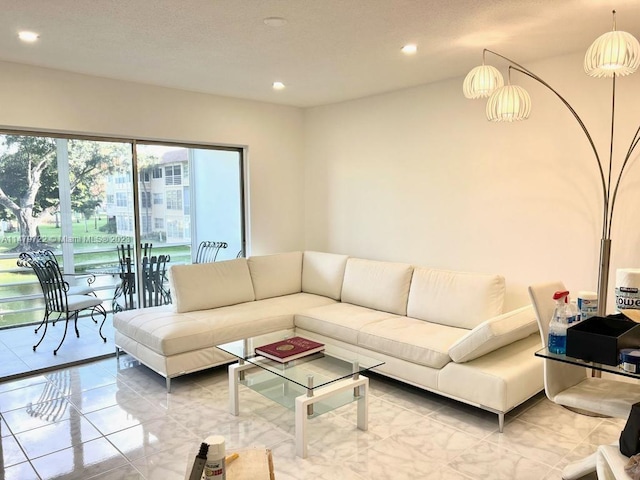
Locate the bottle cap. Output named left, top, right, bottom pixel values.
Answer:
left=553, top=290, right=570, bottom=301
left=204, top=435, right=225, bottom=456
left=578, top=291, right=597, bottom=300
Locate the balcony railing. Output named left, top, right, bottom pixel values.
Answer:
left=0, top=244, right=190, bottom=329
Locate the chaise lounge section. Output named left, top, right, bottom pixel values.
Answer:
left=113, top=250, right=543, bottom=430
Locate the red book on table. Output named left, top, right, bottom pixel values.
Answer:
left=255, top=336, right=325, bottom=363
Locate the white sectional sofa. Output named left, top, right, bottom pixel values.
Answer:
left=113, top=251, right=543, bottom=431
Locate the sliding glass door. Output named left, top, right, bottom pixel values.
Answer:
left=0, top=132, right=245, bottom=328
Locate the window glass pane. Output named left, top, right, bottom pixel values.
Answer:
left=0, top=134, right=135, bottom=327
left=0, top=134, right=244, bottom=329
left=191, top=149, right=243, bottom=261
left=137, top=144, right=244, bottom=264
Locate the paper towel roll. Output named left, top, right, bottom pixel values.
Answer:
left=616, top=268, right=640, bottom=312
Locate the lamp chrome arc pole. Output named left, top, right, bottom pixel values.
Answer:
left=468, top=47, right=640, bottom=315
left=501, top=60, right=613, bottom=315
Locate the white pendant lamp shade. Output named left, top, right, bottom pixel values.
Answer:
left=463, top=65, right=504, bottom=99
left=584, top=30, right=640, bottom=77
left=486, top=85, right=531, bottom=122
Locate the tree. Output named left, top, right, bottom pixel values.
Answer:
left=67, top=140, right=121, bottom=233
left=0, top=135, right=126, bottom=251
left=0, top=136, right=58, bottom=249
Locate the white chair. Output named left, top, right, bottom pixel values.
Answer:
left=597, top=445, right=632, bottom=480
left=529, top=281, right=640, bottom=479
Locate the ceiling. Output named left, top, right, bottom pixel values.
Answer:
left=1, top=0, right=639, bottom=108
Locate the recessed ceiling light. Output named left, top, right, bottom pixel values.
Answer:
left=401, top=44, right=417, bottom=55
left=264, top=17, right=287, bottom=27
left=18, top=31, right=40, bottom=43
left=273, top=81, right=285, bottom=90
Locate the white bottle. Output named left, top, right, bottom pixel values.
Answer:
left=204, top=435, right=226, bottom=480
left=548, top=290, right=570, bottom=354
left=577, top=291, right=598, bottom=321
left=568, top=299, right=580, bottom=324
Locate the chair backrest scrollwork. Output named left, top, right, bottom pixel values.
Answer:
left=18, top=252, right=70, bottom=314
left=194, top=241, right=228, bottom=264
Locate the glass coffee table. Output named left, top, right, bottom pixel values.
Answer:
left=217, top=334, right=384, bottom=458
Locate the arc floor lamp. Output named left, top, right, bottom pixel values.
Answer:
left=463, top=10, right=640, bottom=315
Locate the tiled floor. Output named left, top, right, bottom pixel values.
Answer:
left=0, top=315, right=115, bottom=381
left=0, top=352, right=619, bottom=479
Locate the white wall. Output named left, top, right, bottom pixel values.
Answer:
left=0, top=60, right=305, bottom=256
left=2, top=55, right=639, bottom=313
left=303, top=52, right=640, bottom=311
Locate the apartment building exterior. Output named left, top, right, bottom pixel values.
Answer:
left=105, top=149, right=191, bottom=244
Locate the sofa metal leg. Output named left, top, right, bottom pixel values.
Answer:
left=166, top=377, right=171, bottom=393
left=115, top=347, right=120, bottom=359
left=498, top=413, right=504, bottom=433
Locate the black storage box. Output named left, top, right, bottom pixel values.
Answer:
left=566, top=315, right=640, bottom=366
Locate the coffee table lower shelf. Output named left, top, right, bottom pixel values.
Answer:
left=228, top=359, right=370, bottom=458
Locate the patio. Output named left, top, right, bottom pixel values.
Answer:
left=0, top=313, right=116, bottom=381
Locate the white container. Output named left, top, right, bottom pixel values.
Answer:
left=577, top=291, right=598, bottom=321
left=616, top=268, right=640, bottom=312
left=204, top=435, right=225, bottom=480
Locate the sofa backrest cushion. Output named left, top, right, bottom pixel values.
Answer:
left=302, top=251, right=349, bottom=300
left=248, top=251, right=303, bottom=300
left=341, top=258, right=413, bottom=315
left=407, top=267, right=505, bottom=329
left=169, top=258, right=255, bottom=313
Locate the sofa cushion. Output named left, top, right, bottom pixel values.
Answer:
left=302, top=251, right=349, bottom=300
left=358, top=316, right=468, bottom=369
left=448, top=305, right=538, bottom=363
left=294, top=303, right=397, bottom=344
left=341, top=258, right=413, bottom=315
left=248, top=252, right=303, bottom=300
left=406, top=267, right=505, bottom=329
left=169, top=258, right=255, bottom=314
left=114, top=293, right=336, bottom=356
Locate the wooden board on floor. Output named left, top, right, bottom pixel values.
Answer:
left=226, top=447, right=274, bottom=480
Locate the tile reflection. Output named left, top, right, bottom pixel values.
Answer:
left=15, top=413, right=101, bottom=459
left=30, top=437, right=128, bottom=479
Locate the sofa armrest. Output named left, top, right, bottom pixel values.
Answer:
left=448, top=305, right=538, bottom=363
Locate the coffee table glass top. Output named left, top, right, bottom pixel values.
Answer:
left=217, top=334, right=384, bottom=391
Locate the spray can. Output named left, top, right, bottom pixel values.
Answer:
left=204, top=435, right=225, bottom=480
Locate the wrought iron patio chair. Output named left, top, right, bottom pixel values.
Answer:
left=18, top=250, right=100, bottom=334
left=112, top=253, right=134, bottom=312
left=194, top=241, right=228, bottom=264
left=18, top=253, right=107, bottom=354
left=112, top=243, right=153, bottom=312
left=117, top=243, right=153, bottom=261
left=141, top=254, right=171, bottom=307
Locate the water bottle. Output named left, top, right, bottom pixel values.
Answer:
left=548, top=290, right=570, bottom=354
